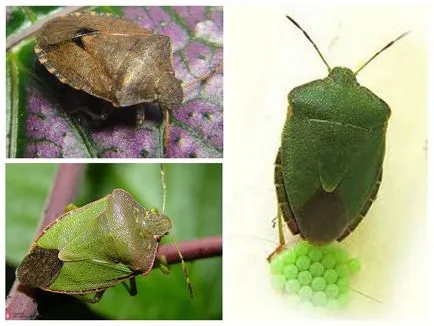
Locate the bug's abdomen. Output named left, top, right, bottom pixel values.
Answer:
left=274, top=149, right=299, bottom=235
left=338, top=169, right=383, bottom=241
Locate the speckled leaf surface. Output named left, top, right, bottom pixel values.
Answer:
left=6, top=6, right=223, bottom=158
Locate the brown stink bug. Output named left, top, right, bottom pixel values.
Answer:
left=34, top=11, right=191, bottom=147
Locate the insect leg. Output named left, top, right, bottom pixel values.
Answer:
left=129, top=278, right=137, bottom=296
left=164, top=109, right=170, bottom=150
left=69, top=105, right=110, bottom=121
left=267, top=206, right=286, bottom=262
left=277, top=205, right=285, bottom=246
left=130, top=277, right=137, bottom=296
left=267, top=150, right=295, bottom=261
left=181, top=62, right=222, bottom=89
left=63, top=203, right=79, bottom=213
left=155, top=256, right=171, bottom=274
left=136, top=106, right=145, bottom=125
left=77, top=290, right=105, bottom=303
left=121, top=277, right=138, bottom=296
left=89, top=290, right=105, bottom=303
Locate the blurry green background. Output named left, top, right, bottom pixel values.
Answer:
left=6, top=163, right=222, bottom=319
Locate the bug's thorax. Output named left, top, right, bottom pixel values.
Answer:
left=287, top=68, right=391, bottom=129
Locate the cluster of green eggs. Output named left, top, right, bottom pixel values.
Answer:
left=270, top=241, right=361, bottom=309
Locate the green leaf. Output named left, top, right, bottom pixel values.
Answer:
left=6, top=164, right=58, bottom=263
left=6, top=6, right=62, bottom=36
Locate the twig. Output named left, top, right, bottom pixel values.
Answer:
left=156, top=236, right=222, bottom=264
left=40, top=164, right=85, bottom=229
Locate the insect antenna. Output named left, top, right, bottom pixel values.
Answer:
left=159, top=164, right=194, bottom=298
left=286, top=15, right=331, bottom=72
left=355, top=31, right=410, bottom=75
left=169, top=234, right=194, bottom=298
left=167, top=63, right=220, bottom=150
left=182, top=62, right=221, bottom=90
left=351, top=287, right=383, bottom=304
left=160, top=163, right=167, bottom=213
left=164, top=110, right=170, bottom=152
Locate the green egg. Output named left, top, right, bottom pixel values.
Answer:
left=309, top=261, right=325, bottom=277
left=296, top=255, right=311, bottom=271
left=283, top=264, right=298, bottom=280
left=285, top=279, right=301, bottom=294
left=298, top=270, right=313, bottom=286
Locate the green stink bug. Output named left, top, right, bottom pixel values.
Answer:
left=270, top=15, right=408, bottom=254
left=16, top=168, right=192, bottom=303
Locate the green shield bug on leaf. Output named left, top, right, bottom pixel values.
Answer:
left=16, top=166, right=193, bottom=303
left=270, top=15, right=409, bottom=256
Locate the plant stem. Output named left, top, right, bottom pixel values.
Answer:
left=156, top=236, right=222, bottom=264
